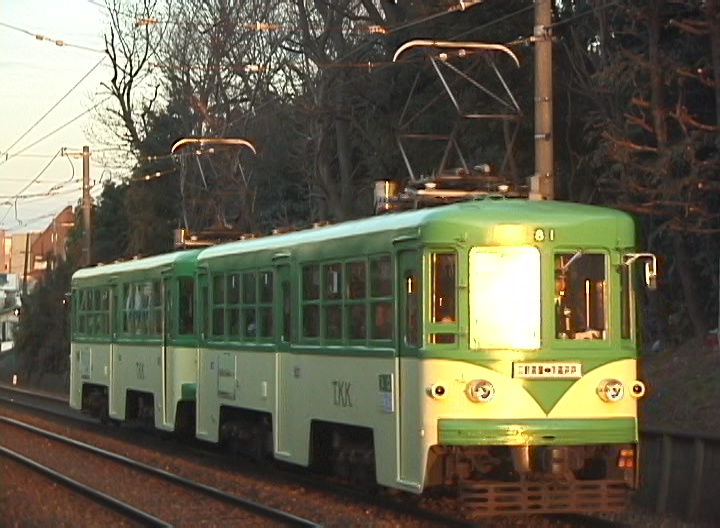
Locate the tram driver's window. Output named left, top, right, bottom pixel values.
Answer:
left=554, top=252, right=607, bottom=340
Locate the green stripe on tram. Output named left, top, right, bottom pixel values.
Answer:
left=438, top=417, right=637, bottom=446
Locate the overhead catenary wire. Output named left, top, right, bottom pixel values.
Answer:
left=215, top=2, right=537, bottom=136
left=0, top=96, right=113, bottom=170
left=0, top=21, right=105, bottom=54
left=0, top=152, right=59, bottom=226
left=121, top=1, right=519, bottom=183
left=0, top=2, right=556, bottom=221
left=0, top=57, right=107, bottom=167
left=0, top=183, right=90, bottom=231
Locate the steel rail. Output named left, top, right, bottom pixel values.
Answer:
left=0, top=416, right=321, bottom=528
left=0, top=445, right=172, bottom=527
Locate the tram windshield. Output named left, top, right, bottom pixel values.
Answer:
left=554, top=252, right=607, bottom=340
left=469, top=247, right=541, bottom=350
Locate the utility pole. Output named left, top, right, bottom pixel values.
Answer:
left=82, top=145, right=91, bottom=266
left=22, top=232, right=30, bottom=296
left=64, top=146, right=93, bottom=265
left=530, top=0, right=554, bottom=200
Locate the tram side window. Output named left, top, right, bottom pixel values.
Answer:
left=430, top=252, right=456, bottom=344
left=324, top=263, right=342, bottom=340
left=554, top=253, right=607, bottom=340
left=259, top=271, right=273, bottom=338
left=405, top=273, right=419, bottom=346
left=302, top=265, right=320, bottom=338
left=201, top=281, right=209, bottom=338
left=179, top=277, right=194, bottom=335
left=431, top=253, right=456, bottom=322
left=76, top=289, right=88, bottom=335
left=370, top=256, right=392, bottom=297
left=151, top=281, right=162, bottom=333
left=243, top=272, right=257, bottom=338
left=99, top=289, right=110, bottom=335
left=370, top=255, right=393, bottom=340
left=123, top=284, right=133, bottom=334
left=281, top=280, right=292, bottom=343
left=346, top=261, right=366, bottom=341
left=88, top=289, right=99, bottom=334
left=211, top=274, right=226, bottom=338
left=122, top=281, right=160, bottom=336
left=91, top=290, right=101, bottom=334
left=71, top=289, right=80, bottom=334
left=226, top=274, right=241, bottom=338
left=371, top=301, right=392, bottom=340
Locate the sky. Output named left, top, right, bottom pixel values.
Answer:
left=0, top=0, right=115, bottom=235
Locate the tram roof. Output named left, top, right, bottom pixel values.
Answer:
left=72, top=249, right=201, bottom=282
left=197, top=199, right=633, bottom=262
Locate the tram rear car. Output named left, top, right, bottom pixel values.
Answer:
left=193, top=198, right=652, bottom=515
left=69, top=251, right=200, bottom=433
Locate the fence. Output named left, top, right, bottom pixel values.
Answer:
left=636, top=428, right=720, bottom=524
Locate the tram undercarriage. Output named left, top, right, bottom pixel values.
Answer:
left=427, top=444, right=635, bottom=515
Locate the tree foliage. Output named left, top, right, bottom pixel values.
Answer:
left=556, top=0, right=720, bottom=341
left=93, top=181, right=129, bottom=263
left=13, top=259, right=75, bottom=379
left=87, top=0, right=720, bottom=345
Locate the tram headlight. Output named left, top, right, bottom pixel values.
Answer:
left=630, top=380, right=646, bottom=399
left=597, top=379, right=625, bottom=403
left=428, top=383, right=448, bottom=400
left=466, top=379, right=495, bottom=403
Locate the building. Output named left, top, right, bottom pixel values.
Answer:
left=8, top=232, right=40, bottom=292
left=0, top=273, right=19, bottom=353
left=0, top=207, right=75, bottom=352
left=1, top=206, right=75, bottom=292
left=0, top=229, right=5, bottom=273
left=31, top=206, right=75, bottom=275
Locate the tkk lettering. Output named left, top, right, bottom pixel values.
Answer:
left=333, top=381, right=352, bottom=407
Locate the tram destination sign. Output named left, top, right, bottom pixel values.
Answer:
left=513, top=362, right=582, bottom=379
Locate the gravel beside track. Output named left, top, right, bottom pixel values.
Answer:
left=0, top=418, right=316, bottom=527
left=0, top=403, right=447, bottom=527
left=0, top=456, right=134, bottom=527
left=0, top=386, right=714, bottom=528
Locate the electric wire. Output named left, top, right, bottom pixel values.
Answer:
left=0, top=21, right=105, bottom=54
left=0, top=57, right=106, bottom=166
left=0, top=96, right=113, bottom=170
left=3, top=2, right=576, bottom=226
left=548, top=0, right=623, bottom=30
left=0, top=149, right=62, bottom=225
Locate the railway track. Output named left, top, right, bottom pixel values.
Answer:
left=0, top=445, right=171, bottom=527
left=0, top=384, right=681, bottom=527
left=0, top=385, right=460, bottom=526
left=0, top=416, right=321, bottom=527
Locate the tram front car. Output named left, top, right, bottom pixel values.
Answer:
left=404, top=199, right=654, bottom=515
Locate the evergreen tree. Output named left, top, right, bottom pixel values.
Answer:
left=93, top=181, right=129, bottom=263
left=13, top=259, right=74, bottom=380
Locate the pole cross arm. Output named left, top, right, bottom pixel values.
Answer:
left=170, top=137, right=257, bottom=154
left=393, top=40, right=520, bottom=68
